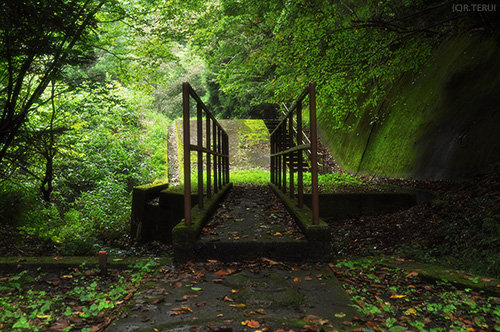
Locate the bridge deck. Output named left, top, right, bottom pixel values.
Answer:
left=194, top=185, right=331, bottom=261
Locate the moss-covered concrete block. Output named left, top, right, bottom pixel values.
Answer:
left=131, top=181, right=169, bottom=242
left=172, top=183, right=233, bottom=262
left=269, top=183, right=331, bottom=243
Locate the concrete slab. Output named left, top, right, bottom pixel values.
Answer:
left=105, top=266, right=360, bottom=332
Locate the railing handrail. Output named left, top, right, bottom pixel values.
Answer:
left=183, top=82, right=230, bottom=226
left=270, top=82, right=319, bottom=226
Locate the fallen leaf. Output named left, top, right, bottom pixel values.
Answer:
left=262, top=257, right=283, bottom=265
left=249, top=309, right=267, bottom=315
left=481, top=278, right=493, bottom=282
left=390, top=294, right=407, bottom=299
left=315, top=274, right=323, bottom=278
left=230, top=303, right=246, bottom=309
left=150, top=298, right=163, bottom=305
left=304, top=276, right=312, bottom=281
left=36, top=314, right=51, bottom=319
left=222, top=296, right=234, bottom=302
left=245, top=320, right=260, bottom=328
left=196, top=301, right=207, bottom=307
left=215, top=270, right=229, bottom=276
left=334, top=313, right=346, bottom=318
left=405, top=308, right=417, bottom=315
left=214, top=279, right=224, bottom=283
left=191, top=287, right=202, bottom=291
left=172, top=282, right=182, bottom=288
left=302, top=324, right=318, bottom=332
left=302, top=314, right=320, bottom=322
left=231, top=287, right=245, bottom=294
left=406, top=271, right=419, bottom=278
left=217, top=314, right=224, bottom=317
left=183, top=294, right=199, bottom=300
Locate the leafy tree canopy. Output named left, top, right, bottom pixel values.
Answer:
left=185, top=0, right=498, bottom=123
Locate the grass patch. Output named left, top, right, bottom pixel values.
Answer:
left=231, top=169, right=270, bottom=185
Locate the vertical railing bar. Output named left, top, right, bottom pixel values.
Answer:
left=226, top=134, right=230, bottom=183
left=206, top=117, right=211, bottom=199
left=277, top=126, right=282, bottom=189
left=297, top=100, right=303, bottom=209
left=221, top=131, right=225, bottom=185
left=213, top=120, right=218, bottom=194
left=269, top=135, right=275, bottom=184
left=197, top=103, right=203, bottom=209
left=182, top=83, right=192, bottom=226
left=289, top=112, right=294, bottom=199
left=309, top=82, right=319, bottom=226
left=218, top=127, right=222, bottom=189
left=282, top=119, right=287, bottom=194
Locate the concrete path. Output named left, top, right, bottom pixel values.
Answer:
left=105, top=263, right=359, bottom=332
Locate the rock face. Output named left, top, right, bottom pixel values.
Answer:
left=318, top=33, right=500, bottom=180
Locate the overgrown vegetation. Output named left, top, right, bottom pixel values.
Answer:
left=333, top=258, right=500, bottom=332
left=0, top=260, right=160, bottom=331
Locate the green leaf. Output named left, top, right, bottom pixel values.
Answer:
left=12, top=316, right=30, bottom=329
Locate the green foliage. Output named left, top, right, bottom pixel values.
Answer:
left=0, top=268, right=140, bottom=331
left=187, top=0, right=496, bottom=123
left=0, top=79, right=168, bottom=252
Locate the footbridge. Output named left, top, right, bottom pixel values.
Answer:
left=131, top=82, right=418, bottom=262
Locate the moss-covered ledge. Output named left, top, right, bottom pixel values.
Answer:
left=131, top=181, right=169, bottom=241
left=268, top=183, right=331, bottom=243
left=172, top=183, right=233, bottom=262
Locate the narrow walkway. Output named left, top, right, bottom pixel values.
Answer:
left=194, top=185, right=326, bottom=261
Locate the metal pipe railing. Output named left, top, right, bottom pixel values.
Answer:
left=183, top=82, right=229, bottom=226
left=270, top=82, right=319, bottom=225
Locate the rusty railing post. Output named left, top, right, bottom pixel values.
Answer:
left=288, top=112, right=294, bottom=199
left=297, top=100, right=303, bottom=208
left=206, top=116, right=211, bottom=199
left=182, top=82, right=192, bottom=226
left=218, top=127, right=222, bottom=189
left=212, top=120, right=218, bottom=194
left=269, top=82, right=319, bottom=224
left=309, top=82, right=319, bottom=225
left=197, top=102, right=203, bottom=209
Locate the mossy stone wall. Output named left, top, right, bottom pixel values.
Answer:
left=318, top=33, right=500, bottom=180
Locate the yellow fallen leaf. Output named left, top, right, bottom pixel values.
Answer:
left=217, top=314, right=224, bottom=317
left=405, top=308, right=417, bottom=315
left=36, top=314, right=51, bottom=319
left=230, top=303, right=247, bottom=309
left=293, top=277, right=302, bottom=283
left=231, top=287, right=245, bottom=294
left=180, top=306, right=192, bottom=312
left=390, top=294, right=407, bottom=299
